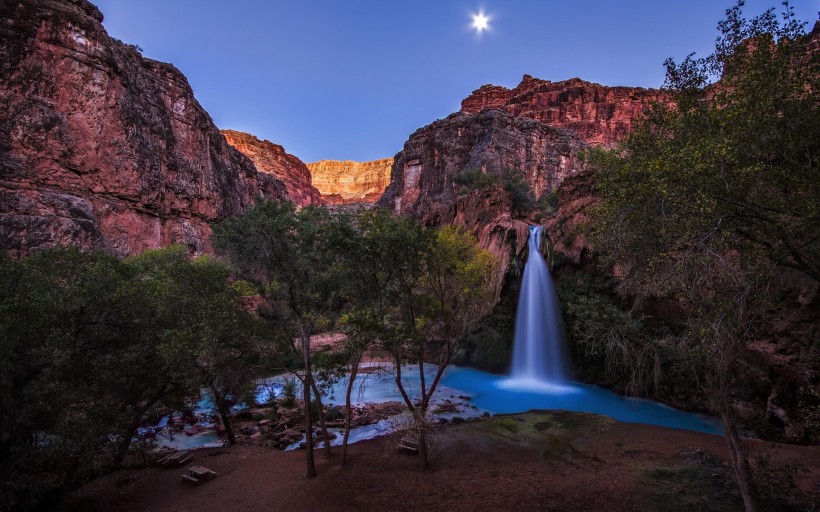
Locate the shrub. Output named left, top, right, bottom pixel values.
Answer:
left=325, top=406, right=343, bottom=421
left=231, top=279, right=258, bottom=296
left=453, top=168, right=499, bottom=191
left=281, top=377, right=297, bottom=407
left=453, top=168, right=537, bottom=216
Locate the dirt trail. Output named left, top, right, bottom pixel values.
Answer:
left=66, top=411, right=820, bottom=512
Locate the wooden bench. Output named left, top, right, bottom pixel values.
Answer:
left=398, top=437, right=419, bottom=454
left=181, top=474, right=202, bottom=486
left=158, top=450, right=192, bottom=468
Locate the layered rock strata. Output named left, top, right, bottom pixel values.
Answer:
left=223, top=130, right=321, bottom=207
left=461, top=75, right=670, bottom=146
left=0, top=0, right=287, bottom=257
left=306, top=158, right=393, bottom=204
left=379, top=109, right=586, bottom=218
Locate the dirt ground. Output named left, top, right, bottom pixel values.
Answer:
left=66, top=411, right=820, bottom=512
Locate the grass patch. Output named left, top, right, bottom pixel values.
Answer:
left=638, top=466, right=742, bottom=512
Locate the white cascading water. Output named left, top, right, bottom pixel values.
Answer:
left=501, top=225, right=571, bottom=392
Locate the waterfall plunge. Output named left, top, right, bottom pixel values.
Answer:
left=500, top=225, right=574, bottom=393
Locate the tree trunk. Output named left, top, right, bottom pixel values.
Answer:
left=342, top=354, right=361, bottom=466
left=115, top=413, right=145, bottom=467
left=391, top=353, right=430, bottom=469
left=300, top=329, right=316, bottom=478
left=114, top=393, right=164, bottom=466
left=417, top=410, right=430, bottom=470
left=309, top=377, right=332, bottom=459
left=212, top=386, right=237, bottom=446
left=720, top=407, right=758, bottom=512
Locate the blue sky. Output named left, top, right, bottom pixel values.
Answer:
left=93, top=1, right=818, bottom=163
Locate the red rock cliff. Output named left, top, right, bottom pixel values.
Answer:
left=379, top=109, right=586, bottom=218
left=222, top=130, right=321, bottom=207
left=0, top=0, right=288, bottom=257
left=306, top=158, right=393, bottom=204
left=462, top=75, right=670, bottom=146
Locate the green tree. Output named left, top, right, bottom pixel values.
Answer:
left=592, top=4, right=818, bottom=511
left=389, top=225, right=496, bottom=468
left=124, top=247, right=274, bottom=447
left=326, top=209, right=430, bottom=464
left=213, top=201, right=342, bottom=477
left=0, top=246, right=267, bottom=510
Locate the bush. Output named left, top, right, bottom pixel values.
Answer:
left=453, top=168, right=537, bottom=216
left=231, top=279, right=258, bottom=296
left=556, top=270, right=675, bottom=397
left=538, top=190, right=559, bottom=212
left=281, top=377, right=297, bottom=407
left=453, top=168, right=499, bottom=191
left=325, top=406, right=343, bottom=421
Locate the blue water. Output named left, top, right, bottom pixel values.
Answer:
left=443, top=366, right=722, bottom=435
left=156, top=362, right=721, bottom=451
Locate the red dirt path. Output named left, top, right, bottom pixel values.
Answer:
left=66, top=411, right=820, bottom=512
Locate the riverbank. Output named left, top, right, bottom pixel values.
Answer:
left=65, top=411, right=819, bottom=512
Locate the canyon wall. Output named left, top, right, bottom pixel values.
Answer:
left=379, top=109, right=586, bottom=218
left=0, top=0, right=287, bottom=257
left=378, top=75, right=666, bottom=222
left=307, top=158, right=393, bottom=204
left=222, top=130, right=321, bottom=207
left=461, top=75, right=670, bottom=146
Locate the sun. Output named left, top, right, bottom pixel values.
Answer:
left=471, top=11, right=491, bottom=33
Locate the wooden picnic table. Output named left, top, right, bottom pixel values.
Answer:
left=188, top=465, right=217, bottom=481
left=158, top=450, right=192, bottom=467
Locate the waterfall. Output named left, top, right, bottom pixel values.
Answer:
left=502, top=225, right=571, bottom=391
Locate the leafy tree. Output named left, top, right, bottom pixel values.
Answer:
left=322, top=209, right=495, bottom=468
left=213, top=201, right=342, bottom=476
left=323, top=209, right=429, bottom=464
left=591, top=3, right=818, bottom=511
left=0, top=246, right=267, bottom=510
left=124, top=247, right=274, bottom=447
left=0, top=249, right=133, bottom=510
left=389, top=225, right=496, bottom=468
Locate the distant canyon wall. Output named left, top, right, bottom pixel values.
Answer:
left=307, top=158, right=393, bottom=204
left=222, top=130, right=321, bottom=207
left=379, top=109, right=586, bottom=218
left=0, top=0, right=288, bottom=257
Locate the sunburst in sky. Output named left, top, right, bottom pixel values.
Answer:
left=471, top=10, right=491, bottom=34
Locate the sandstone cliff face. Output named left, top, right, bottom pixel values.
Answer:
left=419, top=185, right=531, bottom=300
left=0, top=0, right=287, bottom=257
left=306, top=158, right=393, bottom=204
left=307, top=158, right=393, bottom=204
left=544, top=169, right=598, bottom=266
left=461, top=75, right=670, bottom=146
left=379, top=109, right=586, bottom=218
left=222, top=130, right=321, bottom=207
